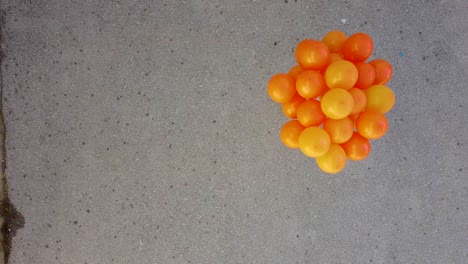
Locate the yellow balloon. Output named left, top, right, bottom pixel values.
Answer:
left=298, top=127, right=331, bottom=158
left=364, top=85, right=395, bottom=113
left=316, top=144, right=347, bottom=174
left=324, top=60, right=358, bottom=90
left=320, top=89, right=354, bottom=119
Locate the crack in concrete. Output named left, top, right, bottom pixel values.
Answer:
left=0, top=10, right=22, bottom=264
left=0, top=10, right=8, bottom=263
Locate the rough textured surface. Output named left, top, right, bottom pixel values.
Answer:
left=1, top=0, right=467, bottom=263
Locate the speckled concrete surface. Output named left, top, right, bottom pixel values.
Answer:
left=1, top=0, right=467, bottom=263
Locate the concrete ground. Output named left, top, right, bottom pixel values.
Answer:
left=1, top=0, right=467, bottom=263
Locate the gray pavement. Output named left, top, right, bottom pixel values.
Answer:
left=1, top=0, right=467, bottom=263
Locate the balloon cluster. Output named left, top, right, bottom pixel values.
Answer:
left=267, top=31, right=395, bottom=174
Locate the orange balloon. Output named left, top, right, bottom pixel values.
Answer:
left=297, top=99, right=326, bottom=127
left=280, top=120, right=305, bottom=149
left=356, top=110, right=389, bottom=140
left=342, top=32, right=374, bottom=62
left=282, top=94, right=306, bottom=119
left=320, top=89, right=354, bottom=119
left=329, top=53, right=344, bottom=63
left=364, top=85, right=395, bottom=113
left=354, top=62, right=376, bottom=89
left=295, top=39, right=330, bottom=71
left=369, top=59, right=393, bottom=85
left=298, top=127, right=331, bottom=158
left=324, top=60, right=358, bottom=90
left=316, top=144, right=347, bottom=174
left=288, top=65, right=304, bottom=79
left=296, top=70, right=328, bottom=99
left=341, top=132, right=371, bottom=161
left=323, top=117, right=354, bottom=144
left=322, top=30, right=347, bottom=53
left=267, top=74, right=296, bottom=103
left=348, top=88, right=367, bottom=114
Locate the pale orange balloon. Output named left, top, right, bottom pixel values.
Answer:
left=316, top=143, right=347, bottom=174
left=348, top=88, right=367, bottom=114
left=298, top=127, right=331, bottom=158
left=322, top=30, right=347, bottom=53
left=364, top=85, right=395, bottom=113
left=320, top=89, right=354, bottom=120
left=324, top=60, right=358, bottom=90
left=323, top=117, right=354, bottom=144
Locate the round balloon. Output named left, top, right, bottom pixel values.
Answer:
left=342, top=32, right=374, bottom=62
left=316, top=143, right=347, bottom=174
left=364, top=85, right=395, bottom=113
left=322, top=30, right=347, bottom=53
left=324, top=60, right=358, bottom=90
left=321, top=89, right=354, bottom=119
left=356, top=110, right=389, bottom=139
left=354, top=62, right=376, bottom=89
left=267, top=73, right=296, bottom=103
left=280, top=120, right=305, bottom=149
left=295, top=39, right=330, bottom=71
left=298, top=127, right=331, bottom=158
left=369, top=59, right=393, bottom=85
left=297, top=99, right=326, bottom=127
left=341, top=132, right=371, bottom=161
left=348, top=88, right=367, bottom=114
left=323, top=117, right=354, bottom=144
left=296, top=70, right=328, bottom=99
left=282, top=94, right=306, bottom=119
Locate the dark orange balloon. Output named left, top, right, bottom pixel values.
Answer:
left=297, top=99, right=326, bottom=127
left=342, top=32, right=374, bottom=62
left=369, top=59, right=393, bottom=85
left=267, top=74, right=296, bottom=103
left=296, top=70, right=328, bottom=99
left=341, top=132, right=371, bottom=161
left=354, top=62, right=376, bottom=89
left=295, top=39, right=330, bottom=71
left=282, top=94, right=306, bottom=119
left=280, top=120, right=305, bottom=149
left=356, top=110, right=389, bottom=140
